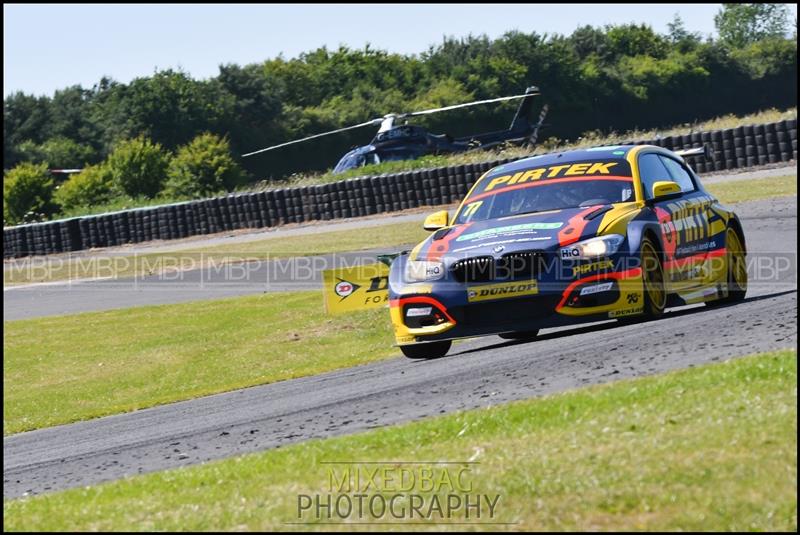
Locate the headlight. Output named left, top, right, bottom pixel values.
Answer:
left=405, top=259, right=445, bottom=282
left=560, top=234, right=624, bottom=259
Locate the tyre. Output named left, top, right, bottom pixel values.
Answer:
left=707, top=227, right=747, bottom=306
left=641, top=236, right=667, bottom=318
left=400, top=340, right=452, bottom=359
left=499, top=329, right=539, bottom=341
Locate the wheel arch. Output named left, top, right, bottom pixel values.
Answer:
left=625, top=215, right=665, bottom=262
left=727, top=214, right=747, bottom=252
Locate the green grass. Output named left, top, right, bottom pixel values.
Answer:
left=705, top=173, right=797, bottom=204
left=3, top=292, right=396, bottom=435
left=4, top=350, right=796, bottom=531
left=6, top=173, right=796, bottom=286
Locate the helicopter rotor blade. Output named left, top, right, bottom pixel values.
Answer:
left=399, top=91, right=539, bottom=119
left=241, top=118, right=381, bottom=158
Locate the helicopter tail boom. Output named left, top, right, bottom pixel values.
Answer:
left=508, top=86, right=541, bottom=132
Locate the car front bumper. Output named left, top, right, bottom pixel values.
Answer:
left=389, top=267, right=645, bottom=345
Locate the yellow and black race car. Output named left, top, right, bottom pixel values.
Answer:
left=388, top=145, right=748, bottom=359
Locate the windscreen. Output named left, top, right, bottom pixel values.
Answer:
left=454, top=158, right=634, bottom=224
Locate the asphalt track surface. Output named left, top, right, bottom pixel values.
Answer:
left=3, top=248, right=401, bottom=320
left=4, top=194, right=797, bottom=498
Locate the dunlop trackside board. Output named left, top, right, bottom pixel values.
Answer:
left=323, top=263, right=390, bottom=314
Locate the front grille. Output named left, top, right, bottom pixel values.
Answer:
left=451, top=256, right=495, bottom=283
left=498, top=251, right=548, bottom=280
left=451, top=251, right=549, bottom=283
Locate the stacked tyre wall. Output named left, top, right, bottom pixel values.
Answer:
left=4, top=119, right=797, bottom=259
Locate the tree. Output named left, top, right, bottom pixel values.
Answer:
left=53, top=164, right=114, bottom=212
left=107, top=136, right=170, bottom=198
left=3, top=92, right=52, bottom=166
left=17, top=137, right=96, bottom=169
left=164, top=133, right=246, bottom=197
left=667, top=13, right=702, bottom=51
left=715, top=3, right=790, bottom=47
left=3, top=162, right=57, bottom=224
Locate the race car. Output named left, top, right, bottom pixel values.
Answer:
left=388, top=144, right=748, bottom=359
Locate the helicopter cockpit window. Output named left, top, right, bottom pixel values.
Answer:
left=333, top=153, right=367, bottom=173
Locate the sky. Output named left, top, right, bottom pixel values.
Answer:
left=4, top=3, right=798, bottom=97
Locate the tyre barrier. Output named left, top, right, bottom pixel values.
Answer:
left=4, top=119, right=797, bottom=259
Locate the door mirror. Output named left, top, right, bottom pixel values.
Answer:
left=423, top=210, right=449, bottom=231
left=651, top=181, right=682, bottom=200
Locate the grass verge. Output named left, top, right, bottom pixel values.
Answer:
left=4, top=349, right=796, bottom=531
left=3, top=292, right=394, bottom=435
left=5, top=173, right=796, bottom=286
left=705, top=173, right=797, bottom=204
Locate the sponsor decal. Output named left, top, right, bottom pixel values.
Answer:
left=571, top=259, right=613, bottom=277
left=609, top=306, right=643, bottom=318
left=675, top=240, right=718, bottom=257
left=482, top=162, right=621, bottom=192
left=670, top=265, right=704, bottom=282
left=579, top=282, right=613, bottom=296
left=456, top=222, right=563, bottom=242
left=626, top=292, right=639, bottom=304
left=467, top=280, right=538, bottom=302
left=406, top=306, right=433, bottom=318
left=323, top=263, right=390, bottom=315
left=561, top=246, right=580, bottom=259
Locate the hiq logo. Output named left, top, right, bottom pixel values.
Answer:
left=425, top=265, right=441, bottom=277
left=561, top=247, right=580, bottom=258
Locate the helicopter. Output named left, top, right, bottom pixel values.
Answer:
left=242, top=85, right=549, bottom=174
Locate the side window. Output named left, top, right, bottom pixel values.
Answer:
left=637, top=153, right=671, bottom=200
left=659, top=156, right=697, bottom=193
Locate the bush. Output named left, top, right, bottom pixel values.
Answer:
left=54, top=164, right=115, bottom=212
left=107, top=136, right=170, bottom=198
left=164, top=133, right=246, bottom=197
left=3, top=162, right=57, bottom=225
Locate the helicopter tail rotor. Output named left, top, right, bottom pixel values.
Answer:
left=528, top=104, right=550, bottom=146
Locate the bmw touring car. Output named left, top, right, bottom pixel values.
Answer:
left=388, top=145, right=748, bottom=358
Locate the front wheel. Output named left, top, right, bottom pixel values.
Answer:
left=400, top=340, right=452, bottom=360
left=641, top=237, right=666, bottom=318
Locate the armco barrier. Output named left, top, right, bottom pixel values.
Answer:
left=3, top=119, right=797, bottom=259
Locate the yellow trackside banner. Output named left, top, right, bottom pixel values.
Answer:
left=323, top=263, right=390, bottom=315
